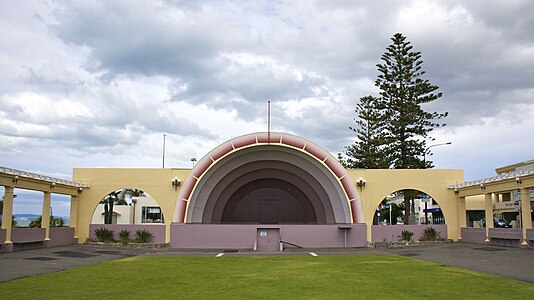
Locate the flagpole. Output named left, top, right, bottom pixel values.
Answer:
left=162, top=134, right=166, bottom=169
left=268, top=100, right=271, bottom=144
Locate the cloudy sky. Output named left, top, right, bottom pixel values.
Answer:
left=1, top=0, right=533, bottom=215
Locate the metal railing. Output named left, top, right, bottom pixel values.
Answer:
left=449, top=169, right=534, bottom=189
left=0, top=166, right=89, bottom=188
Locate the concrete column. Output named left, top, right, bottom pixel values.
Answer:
left=520, top=188, right=532, bottom=246
left=165, top=222, right=171, bottom=244
left=70, top=195, right=79, bottom=239
left=458, top=196, right=467, bottom=240
left=484, top=193, right=493, bottom=242
left=1, top=186, right=14, bottom=244
left=42, top=191, right=51, bottom=241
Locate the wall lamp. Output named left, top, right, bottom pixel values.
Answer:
left=78, top=187, right=83, bottom=193
left=480, top=183, right=485, bottom=190
left=172, top=177, right=181, bottom=190
left=454, top=188, right=459, bottom=193
left=356, top=177, right=366, bottom=189
left=13, top=175, right=19, bottom=183
left=515, top=177, right=522, bottom=185
left=50, top=182, right=56, bottom=189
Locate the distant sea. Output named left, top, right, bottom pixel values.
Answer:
left=9, top=214, right=70, bottom=227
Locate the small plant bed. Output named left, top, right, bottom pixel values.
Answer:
left=89, top=228, right=166, bottom=248
left=371, top=239, right=451, bottom=248
left=84, top=240, right=170, bottom=249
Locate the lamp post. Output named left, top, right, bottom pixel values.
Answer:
left=162, top=134, right=166, bottom=169
left=132, top=198, right=137, bottom=224
left=191, top=157, right=197, bottom=167
left=423, top=142, right=452, bottom=167
left=422, top=141, right=451, bottom=224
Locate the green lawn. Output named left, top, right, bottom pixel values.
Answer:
left=1, top=255, right=533, bottom=299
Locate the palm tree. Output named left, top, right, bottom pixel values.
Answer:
left=100, top=190, right=128, bottom=224
left=99, top=188, right=146, bottom=224
left=122, top=188, right=146, bottom=199
left=29, top=215, right=66, bottom=228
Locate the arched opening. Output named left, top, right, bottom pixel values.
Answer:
left=175, top=133, right=364, bottom=225
left=370, top=189, right=448, bottom=243
left=373, top=189, right=446, bottom=225
left=220, top=178, right=318, bottom=224
left=185, top=145, right=352, bottom=224
left=91, top=188, right=164, bottom=225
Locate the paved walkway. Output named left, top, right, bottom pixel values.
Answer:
left=0, top=243, right=533, bottom=283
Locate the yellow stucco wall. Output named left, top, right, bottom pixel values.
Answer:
left=466, top=195, right=485, bottom=210
left=346, top=169, right=464, bottom=241
left=73, top=168, right=190, bottom=243
left=73, top=167, right=464, bottom=243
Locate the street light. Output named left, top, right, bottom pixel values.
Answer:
left=422, top=141, right=451, bottom=224
left=191, top=157, right=197, bottom=167
left=423, top=142, right=452, bottom=167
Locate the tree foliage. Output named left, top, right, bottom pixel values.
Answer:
left=341, top=95, right=389, bottom=169
left=99, top=188, right=146, bottom=224
left=341, top=33, right=447, bottom=169
left=342, top=33, right=447, bottom=225
left=377, top=201, right=404, bottom=225
left=29, top=215, right=66, bottom=228
left=376, top=33, right=447, bottom=169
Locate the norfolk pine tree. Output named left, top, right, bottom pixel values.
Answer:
left=342, top=33, right=447, bottom=224
left=377, top=33, right=447, bottom=224
left=376, top=33, right=447, bottom=169
left=341, top=95, right=388, bottom=169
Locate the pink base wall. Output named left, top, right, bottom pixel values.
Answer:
left=527, top=229, right=534, bottom=248
left=489, top=228, right=523, bottom=247
left=170, top=224, right=368, bottom=249
left=371, top=225, right=448, bottom=242
left=460, top=227, right=486, bottom=244
left=89, top=224, right=166, bottom=243
left=11, top=227, right=45, bottom=242
left=49, top=227, right=76, bottom=247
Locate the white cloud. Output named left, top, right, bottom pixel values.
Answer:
left=1, top=0, right=533, bottom=216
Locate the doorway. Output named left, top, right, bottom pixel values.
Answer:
left=256, top=228, right=280, bottom=252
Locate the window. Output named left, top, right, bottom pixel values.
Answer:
left=141, top=206, right=164, bottom=223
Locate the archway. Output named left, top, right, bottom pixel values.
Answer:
left=370, top=188, right=448, bottom=242
left=220, top=178, right=318, bottom=224
left=174, top=133, right=364, bottom=225
left=372, top=189, right=446, bottom=225
left=91, top=188, right=163, bottom=225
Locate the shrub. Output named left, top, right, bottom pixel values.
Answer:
left=400, top=230, right=414, bottom=242
left=119, top=229, right=131, bottom=245
left=134, top=229, right=154, bottom=243
left=94, top=227, right=114, bottom=242
left=420, top=227, right=440, bottom=241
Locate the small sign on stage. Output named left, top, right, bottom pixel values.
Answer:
left=260, top=231, right=268, bottom=237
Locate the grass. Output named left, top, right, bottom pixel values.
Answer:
left=1, top=255, right=533, bottom=299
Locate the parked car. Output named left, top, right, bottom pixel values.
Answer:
left=482, top=217, right=512, bottom=228
left=494, top=217, right=512, bottom=228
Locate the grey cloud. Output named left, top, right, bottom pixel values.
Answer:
left=52, top=0, right=245, bottom=78
left=49, top=1, right=389, bottom=119
left=456, top=0, right=534, bottom=41
left=271, top=98, right=356, bottom=153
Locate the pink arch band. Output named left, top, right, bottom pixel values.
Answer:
left=174, top=133, right=364, bottom=223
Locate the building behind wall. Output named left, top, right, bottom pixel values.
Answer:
left=91, top=196, right=164, bottom=225
left=496, top=160, right=534, bottom=227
